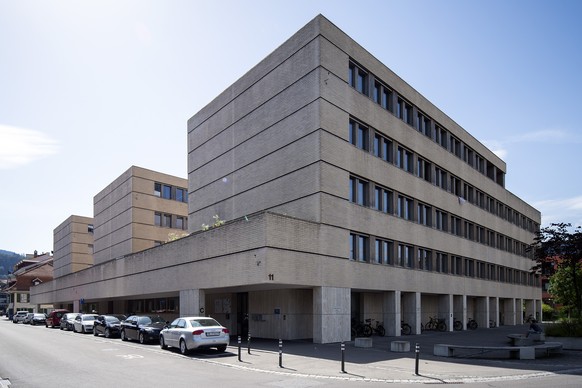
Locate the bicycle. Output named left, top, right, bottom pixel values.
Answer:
left=423, top=316, right=447, bottom=332
left=351, top=318, right=372, bottom=337
left=453, top=318, right=463, bottom=331
left=489, top=319, right=496, bottom=328
left=401, top=321, right=412, bottom=335
left=365, top=318, right=385, bottom=336
left=467, top=318, right=478, bottom=330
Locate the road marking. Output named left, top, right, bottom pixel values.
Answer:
left=115, top=354, right=144, bottom=360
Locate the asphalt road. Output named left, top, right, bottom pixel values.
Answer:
left=1, top=317, right=581, bottom=387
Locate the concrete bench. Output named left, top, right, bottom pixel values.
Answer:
left=507, top=334, right=534, bottom=346
left=390, top=340, right=410, bottom=352
left=355, top=337, right=373, bottom=348
left=434, top=344, right=535, bottom=360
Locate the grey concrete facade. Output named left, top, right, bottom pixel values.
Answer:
left=53, top=215, right=94, bottom=278
left=32, top=15, right=541, bottom=344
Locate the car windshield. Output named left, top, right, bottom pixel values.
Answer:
left=149, top=316, right=165, bottom=324
left=105, top=316, right=120, bottom=323
left=190, top=318, right=221, bottom=327
left=82, top=315, right=97, bottom=321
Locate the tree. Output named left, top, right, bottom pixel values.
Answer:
left=532, top=223, right=582, bottom=318
left=548, top=264, right=582, bottom=317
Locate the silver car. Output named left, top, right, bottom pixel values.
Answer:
left=160, top=317, right=230, bottom=354
left=73, top=314, right=98, bottom=333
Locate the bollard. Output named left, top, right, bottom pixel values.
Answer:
left=415, top=343, right=420, bottom=375
left=238, top=336, right=242, bottom=362
left=340, top=342, right=346, bottom=373
left=279, top=339, right=283, bottom=368
left=247, top=330, right=251, bottom=354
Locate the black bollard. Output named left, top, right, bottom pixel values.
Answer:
left=247, top=330, right=251, bottom=354
left=278, top=339, right=283, bottom=368
left=238, top=336, right=241, bottom=362
left=415, top=343, right=420, bottom=375
left=341, top=342, right=346, bottom=373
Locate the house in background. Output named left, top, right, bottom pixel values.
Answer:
left=5, top=252, right=53, bottom=316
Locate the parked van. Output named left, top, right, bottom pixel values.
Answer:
left=45, top=309, right=69, bottom=328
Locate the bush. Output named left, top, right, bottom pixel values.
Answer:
left=544, top=319, right=582, bottom=337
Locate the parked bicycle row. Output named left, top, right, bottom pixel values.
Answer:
left=352, top=316, right=497, bottom=337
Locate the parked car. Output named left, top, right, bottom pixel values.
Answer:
left=22, top=312, right=35, bottom=324
left=12, top=311, right=29, bottom=323
left=120, top=315, right=166, bottom=344
left=31, top=313, right=47, bottom=326
left=60, top=313, right=80, bottom=331
left=46, top=309, right=70, bottom=328
left=73, top=314, right=99, bottom=333
left=93, top=314, right=126, bottom=338
left=160, top=316, right=230, bottom=354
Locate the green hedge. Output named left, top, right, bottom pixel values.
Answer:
left=544, top=319, right=582, bottom=337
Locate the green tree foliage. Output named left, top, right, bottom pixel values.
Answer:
left=532, top=223, right=582, bottom=318
left=548, top=264, right=582, bottom=317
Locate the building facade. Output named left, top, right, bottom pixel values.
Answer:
left=93, top=165, right=188, bottom=266
left=53, top=215, right=94, bottom=278
left=31, top=15, right=541, bottom=343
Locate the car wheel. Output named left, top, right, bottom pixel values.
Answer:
left=104, top=328, right=111, bottom=338
left=139, top=332, right=145, bottom=344
left=81, top=325, right=85, bottom=333
left=45, top=323, right=48, bottom=328
left=217, top=345, right=227, bottom=353
left=121, top=330, right=127, bottom=341
left=93, top=327, right=98, bottom=336
left=179, top=339, right=188, bottom=355
left=160, top=336, right=167, bottom=350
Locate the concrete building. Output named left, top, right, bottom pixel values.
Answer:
left=31, top=15, right=541, bottom=343
left=93, top=165, right=188, bottom=265
left=53, top=215, right=94, bottom=278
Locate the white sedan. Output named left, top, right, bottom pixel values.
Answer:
left=73, top=314, right=99, bottom=334
left=159, top=317, right=230, bottom=354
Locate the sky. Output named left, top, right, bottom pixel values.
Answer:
left=1, top=0, right=581, bottom=255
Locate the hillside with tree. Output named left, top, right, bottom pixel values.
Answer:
left=0, top=249, right=24, bottom=278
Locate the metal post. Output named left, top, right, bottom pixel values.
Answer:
left=415, top=343, right=420, bottom=375
left=278, top=339, right=283, bottom=368
left=247, top=330, right=251, bottom=354
left=340, top=342, right=346, bottom=373
left=238, top=336, right=241, bottom=362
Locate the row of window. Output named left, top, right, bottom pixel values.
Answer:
left=127, top=297, right=179, bottom=314
left=349, top=117, right=539, bottom=234
left=154, top=212, right=188, bottom=230
left=348, top=60, right=505, bottom=186
left=154, top=182, right=188, bottom=203
left=349, top=175, right=534, bottom=259
left=349, top=232, right=538, bottom=287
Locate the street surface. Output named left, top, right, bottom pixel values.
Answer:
left=1, top=317, right=581, bottom=387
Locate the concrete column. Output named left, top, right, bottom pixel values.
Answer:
left=313, top=286, right=350, bottom=344
left=439, top=294, right=454, bottom=331
left=383, top=290, right=400, bottom=336
left=476, top=296, right=489, bottom=328
left=489, top=297, right=499, bottom=327
left=180, top=289, right=205, bottom=316
left=73, top=300, right=80, bottom=313
left=401, top=292, right=420, bottom=334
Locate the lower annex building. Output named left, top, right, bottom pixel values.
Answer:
left=31, top=15, right=541, bottom=344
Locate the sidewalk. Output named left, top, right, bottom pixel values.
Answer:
left=201, top=325, right=582, bottom=384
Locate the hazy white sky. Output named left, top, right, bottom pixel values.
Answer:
left=1, top=0, right=581, bottom=254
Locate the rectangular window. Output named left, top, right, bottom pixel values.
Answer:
left=449, top=136, right=462, bottom=158
left=373, top=133, right=393, bottom=162
left=417, top=203, right=432, bottom=226
left=435, top=167, right=447, bottom=190
left=435, top=209, right=448, bottom=231
left=398, top=244, right=413, bottom=267
left=163, top=214, right=172, bottom=228
left=375, top=239, right=393, bottom=265
left=396, top=146, right=413, bottom=173
left=435, top=125, right=448, bottom=149
left=450, top=216, right=461, bottom=236
left=155, top=212, right=162, bottom=226
left=436, top=252, right=448, bottom=273
left=176, top=216, right=185, bottom=230
left=464, top=221, right=474, bottom=240
left=176, top=188, right=187, bottom=203
left=417, top=158, right=432, bottom=183
left=418, top=248, right=432, bottom=271
left=397, top=195, right=414, bottom=220
left=349, top=62, right=368, bottom=95
left=349, top=119, right=368, bottom=151
left=374, top=186, right=392, bottom=214
left=349, top=176, right=369, bottom=206
left=162, top=185, right=172, bottom=200
left=450, top=175, right=461, bottom=196
left=350, top=233, right=368, bottom=262
left=154, top=183, right=162, bottom=197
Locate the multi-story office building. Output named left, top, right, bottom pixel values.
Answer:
left=53, top=215, right=94, bottom=278
left=93, top=166, right=188, bottom=265
left=32, top=15, right=541, bottom=343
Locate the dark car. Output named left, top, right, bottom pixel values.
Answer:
left=93, top=314, right=126, bottom=338
left=31, top=313, right=47, bottom=326
left=45, top=309, right=70, bottom=328
left=120, top=315, right=166, bottom=344
left=60, top=313, right=80, bottom=331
